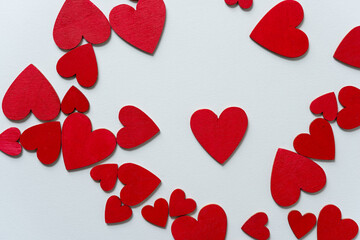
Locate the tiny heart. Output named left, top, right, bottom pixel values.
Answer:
left=20, top=122, right=62, bottom=165
left=250, top=0, right=309, bottom=58
left=169, top=189, right=197, bottom=217
left=288, top=210, right=317, bottom=239
left=90, top=164, right=118, bottom=192
left=310, top=92, right=338, bottom=122
left=141, top=198, right=169, bottom=228
left=61, top=86, right=90, bottom=114
left=0, top=128, right=22, bottom=156
left=190, top=107, right=248, bottom=164
left=334, top=26, right=360, bottom=68
left=117, top=106, right=160, bottom=149
left=109, top=0, right=166, bottom=54
left=242, top=212, right=270, bottom=240
left=118, top=163, right=161, bottom=206
left=171, top=204, right=227, bottom=240
left=105, top=195, right=132, bottom=224
left=62, top=113, right=116, bottom=171
left=270, top=148, right=326, bottom=207
left=2, top=64, right=60, bottom=121
left=337, top=86, right=360, bottom=130
left=317, top=204, right=359, bottom=240
left=53, top=0, right=111, bottom=50
left=293, top=118, right=335, bottom=160
left=225, top=0, right=253, bottom=9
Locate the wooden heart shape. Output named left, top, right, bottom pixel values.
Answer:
left=242, top=212, right=270, bottom=240
left=169, top=189, right=197, bottom=217
left=61, top=86, right=90, bottom=115
left=337, top=86, right=360, bottom=130
left=90, top=164, right=118, bottom=192
left=288, top=210, right=316, bottom=239
left=0, top=128, right=22, bottom=156
left=310, top=92, right=338, bottom=122
left=141, top=198, right=169, bottom=228
left=334, top=26, right=360, bottom=68
left=225, top=0, right=253, bottom=9
left=105, top=195, right=132, bottom=224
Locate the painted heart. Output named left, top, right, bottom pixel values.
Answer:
left=141, top=198, right=169, bottom=228
left=242, top=212, right=269, bottom=240
left=62, top=113, right=116, bottom=171
left=271, top=148, right=326, bottom=207
left=0, top=128, right=22, bottom=156
left=310, top=92, right=338, bottom=122
left=317, top=204, right=358, bottom=240
left=109, top=0, right=166, bottom=54
left=288, top=210, right=316, bottom=239
left=337, top=86, right=360, bottom=130
left=20, top=122, right=61, bottom=165
left=90, top=164, right=118, bottom=192
left=190, top=107, right=248, bottom=164
left=293, top=118, right=335, bottom=160
left=334, top=26, right=360, bottom=68
left=61, top=86, right=90, bottom=114
left=105, top=195, right=132, bottom=224
left=169, top=189, right=197, bottom=217
left=117, top=106, right=160, bottom=149
left=171, top=204, right=227, bottom=240
left=2, top=64, right=60, bottom=121
left=225, top=0, right=253, bottom=9
left=250, top=0, right=309, bottom=58
left=57, top=44, right=98, bottom=88
left=118, top=163, right=161, bottom=206
left=53, top=0, right=111, bottom=50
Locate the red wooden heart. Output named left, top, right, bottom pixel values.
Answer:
left=62, top=113, right=116, bottom=171
left=57, top=44, right=98, bottom=88
left=20, top=122, right=61, bottom=165
left=117, top=106, right=160, bottom=149
left=90, top=164, right=118, bottom=192
left=171, top=204, right=227, bottom=240
left=241, top=212, right=270, bottom=240
left=334, top=27, right=360, bottom=68
left=288, top=210, right=316, bottom=239
left=53, top=0, right=111, bottom=50
left=310, top=92, right=338, bottom=122
left=293, top=118, right=335, bottom=160
left=271, top=148, right=326, bottom=207
left=141, top=198, right=169, bottom=228
left=250, top=0, right=308, bottom=58
left=2, top=64, right=60, bottom=121
left=225, top=0, right=253, bottom=9
left=118, top=163, right=161, bottom=206
left=190, top=107, right=248, bottom=164
left=337, top=86, right=360, bottom=130
left=105, top=195, right=132, bottom=224
left=0, top=128, right=22, bottom=156
left=169, top=189, right=197, bottom=217
left=109, top=0, right=166, bottom=54
left=61, top=86, right=90, bottom=115
left=317, top=205, right=358, bottom=240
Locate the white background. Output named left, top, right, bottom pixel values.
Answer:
left=1, top=0, right=360, bottom=239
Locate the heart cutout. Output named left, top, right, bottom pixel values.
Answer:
left=105, top=195, right=132, bottom=224
left=0, top=128, right=22, bottom=156
left=61, top=86, right=90, bottom=115
left=241, top=212, right=270, bottom=240
left=288, top=210, right=317, bottom=239
left=225, top=0, right=253, bottom=9
left=310, top=92, right=338, bottom=122
left=334, top=26, right=360, bottom=68
left=337, top=86, right=360, bottom=130
left=141, top=198, right=169, bottom=228
left=90, top=164, right=118, bottom=192
left=169, top=189, right=197, bottom=217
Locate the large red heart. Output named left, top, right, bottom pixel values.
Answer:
left=90, top=164, right=118, bottom=192
left=171, top=204, right=227, bottom=240
left=310, top=92, right=338, bottom=122
left=116, top=106, right=160, bottom=149
left=190, top=107, right=248, bottom=164
left=250, top=0, right=308, bottom=58
left=118, top=163, right=161, bottom=206
left=288, top=210, right=316, bottom=239
left=105, top=195, right=132, bottom=224
left=334, top=27, right=360, bottom=68
left=62, top=113, right=116, bottom=171
left=293, top=118, right=335, bottom=160
left=141, top=198, right=169, bottom=228
left=57, top=44, right=98, bottom=88
left=53, top=0, right=111, bottom=50
left=317, top=205, right=359, bottom=240
left=61, top=86, right=90, bottom=115
left=241, top=212, right=270, bottom=240
left=337, top=86, right=360, bottom=130
left=270, top=148, right=326, bottom=207
left=109, top=0, right=166, bottom=54
left=169, top=189, right=197, bottom=217
left=20, top=122, right=61, bottom=165
left=225, top=0, right=253, bottom=9
left=2, top=64, right=60, bottom=121
left=0, top=128, right=22, bottom=156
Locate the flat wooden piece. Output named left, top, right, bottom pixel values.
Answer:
left=141, top=198, right=169, bottom=228
left=288, top=210, right=316, bottom=239
left=61, top=86, right=90, bottom=115
left=310, top=92, right=338, bottom=121
left=0, top=128, right=22, bottom=156
left=241, top=212, right=270, bottom=240
left=225, top=0, right=253, bottom=9
left=337, top=86, right=360, bottom=130
left=169, top=189, right=197, bottom=217
left=105, top=195, right=132, bottom=224
left=90, top=164, right=118, bottom=192
left=334, top=26, right=360, bottom=68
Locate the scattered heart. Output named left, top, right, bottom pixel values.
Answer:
left=334, top=26, right=360, bottom=68
left=0, top=128, right=22, bottom=156
left=141, top=198, right=169, bottom=228
left=61, top=86, right=90, bottom=115
left=90, top=164, right=119, bottom=192
left=241, top=212, right=270, bottom=240
left=337, top=86, right=360, bottom=130
left=310, top=92, right=338, bottom=121
left=105, top=195, right=132, bottom=224
left=169, top=189, right=197, bottom=217
left=225, top=0, right=253, bottom=9
left=288, top=210, right=316, bottom=239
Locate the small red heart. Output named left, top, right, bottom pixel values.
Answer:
left=2, top=64, right=60, bottom=121
left=288, top=210, right=317, bottom=239
left=293, top=118, right=335, bottom=160
left=171, top=204, right=227, bottom=240
left=118, top=163, right=161, bottom=206
left=0, top=128, right=22, bottom=156
left=109, top=0, right=166, bottom=54
left=242, top=212, right=270, bottom=240
left=57, top=44, right=98, bottom=88
left=105, top=195, right=132, bottom=224
left=90, top=164, right=118, bottom=192
left=317, top=204, right=359, bottom=240
left=225, top=0, right=253, bottom=9
left=62, top=113, right=116, bottom=171
left=190, top=107, right=248, bottom=164
left=141, top=198, right=169, bottom=228
left=61, top=86, right=90, bottom=115
left=250, top=0, right=308, bottom=58
left=271, top=149, right=326, bottom=207
left=20, top=122, right=61, bottom=165
left=310, top=92, right=338, bottom=122
left=53, top=0, right=111, bottom=50
left=117, top=106, right=159, bottom=149
left=337, top=86, right=360, bottom=130
left=334, top=27, right=360, bottom=68
left=169, top=189, right=197, bottom=217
